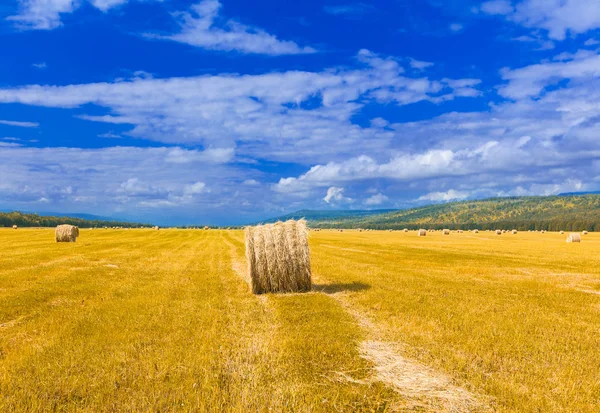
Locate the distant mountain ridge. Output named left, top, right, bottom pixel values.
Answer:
left=267, top=195, right=600, bottom=232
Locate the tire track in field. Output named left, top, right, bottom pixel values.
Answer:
left=312, top=274, right=493, bottom=413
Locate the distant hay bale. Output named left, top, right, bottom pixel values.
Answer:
left=403, top=228, right=408, bottom=232
left=12, top=225, right=17, bottom=230
left=418, top=229, right=426, bottom=237
left=204, top=226, right=209, bottom=230
left=473, top=229, right=479, bottom=233
left=512, top=230, right=517, bottom=234
left=582, top=231, right=588, bottom=235
left=245, top=219, right=311, bottom=295
left=541, top=230, right=546, bottom=234
left=154, top=226, right=160, bottom=231
left=55, top=224, right=79, bottom=243
left=443, top=229, right=450, bottom=235
left=566, top=233, right=581, bottom=243
left=496, top=230, right=502, bottom=235
left=560, top=231, right=564, bottom=234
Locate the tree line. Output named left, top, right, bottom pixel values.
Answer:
left=0, top=212, right=147, bottom=229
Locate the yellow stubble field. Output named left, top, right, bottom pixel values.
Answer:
left=1, top=228, right=599, bottom=412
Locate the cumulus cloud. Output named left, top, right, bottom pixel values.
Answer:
left=0, top=50, right=481, bottom=163
left=418, top=189, right=469, bottom=202
left=152, top=0, right=316, bottom=55
left=7, top=0, right=134, bottom=30
left=479, top=0, right=600, bottom=40
left=323, top=187, right=350, bottom=204
left=480, top=0, right=513, bottom=15
left=164, top=147, right=235, bottom=164
left=364, top=193, right=388, bottom=205
left=499, top=51, right=600, bottom=99
left=89, top=0, right=128, bottom=12
left=275, top=150, right=458, bottom=193
left=183, top=182, right=206, bottom=195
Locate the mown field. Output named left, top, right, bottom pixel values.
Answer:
left=1, top=228, right=599, bottom=412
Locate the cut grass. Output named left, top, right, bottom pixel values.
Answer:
left=2, top=228, right=599, bottom=412
left=308, top=230, right=600, bottom=413
left=0, top=229, right=396, bottom=412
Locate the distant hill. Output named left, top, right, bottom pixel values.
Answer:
left=0, top=211, right=149, bottom=228
left=262, top=209, right=395, bottom=223
left=558, top=191, right=600, bottom=196
left=268, top=195, right=600, bottom=231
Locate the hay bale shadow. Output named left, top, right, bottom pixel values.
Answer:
left=313, top=282, right=371, bottom=294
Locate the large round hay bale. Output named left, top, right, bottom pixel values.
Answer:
left=443, top=229, right=450, bottom=235
left=245, top=219, right=311, bottom=294
left=582, top=231, right=588, bottom=235
left=55, top=224, right=79, bottom=243
left=473, top=229, right=479, bottom=233
left=512, top=230, right=517, bottom=234
left=12, top=225, right=17, bottom=230
left=560, top=231, right=564, bottom=234
left=496, top=230, right=502, bottom=235
left=418, top=229, right=426, bottom=237
left=566, top=233, right=581, bottom=243
left=403, top=228, right=408, bottom=232
left=154, top=226, right=160, bottom=231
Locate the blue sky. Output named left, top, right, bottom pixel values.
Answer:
left=0, top=0, right=599, bottom=225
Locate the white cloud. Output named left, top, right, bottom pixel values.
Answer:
left=164, top=147, right=234, bottom=164
left=0, top=50, right=480, bottom=164
left=0, top=142, right=22, bottom=148
left=323, top=186, right=350, bottom=204
left=275, top=150, right=458, bottom=193
left=0, top=145, right=245, bottom=218
left=152, top=0, right=316, bottom=55
left=0, top=119, right=39, bottom=128
left=449, top=23, right=463, bottom=32
left=89, top=0, right=127, bottom=12
left=480, top=0, right=600, bottom=40
left=98, top=132, right=122, bottom=139
left=409, top=58, right=434, bottom=70
left=32, top=62, right=47, bottom=69
left=7, top=0, right=149, bottom=30
left=499, top=51, right=600, bottom=99
left=499, top=179, right=585, bottom=197
left=364, top=193, right=388, bottom=205
left=480, top=0, right=513, bottom=15
left=7, top=0, right=78, bottom=29
left=183, top=181, right=206, bottom=195
left=584, top=38, right=599, bottom=46
left=418, top=189, right=468, bottom=202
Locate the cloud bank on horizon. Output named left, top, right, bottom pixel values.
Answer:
left=0, top=0, right=599, bottom=225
